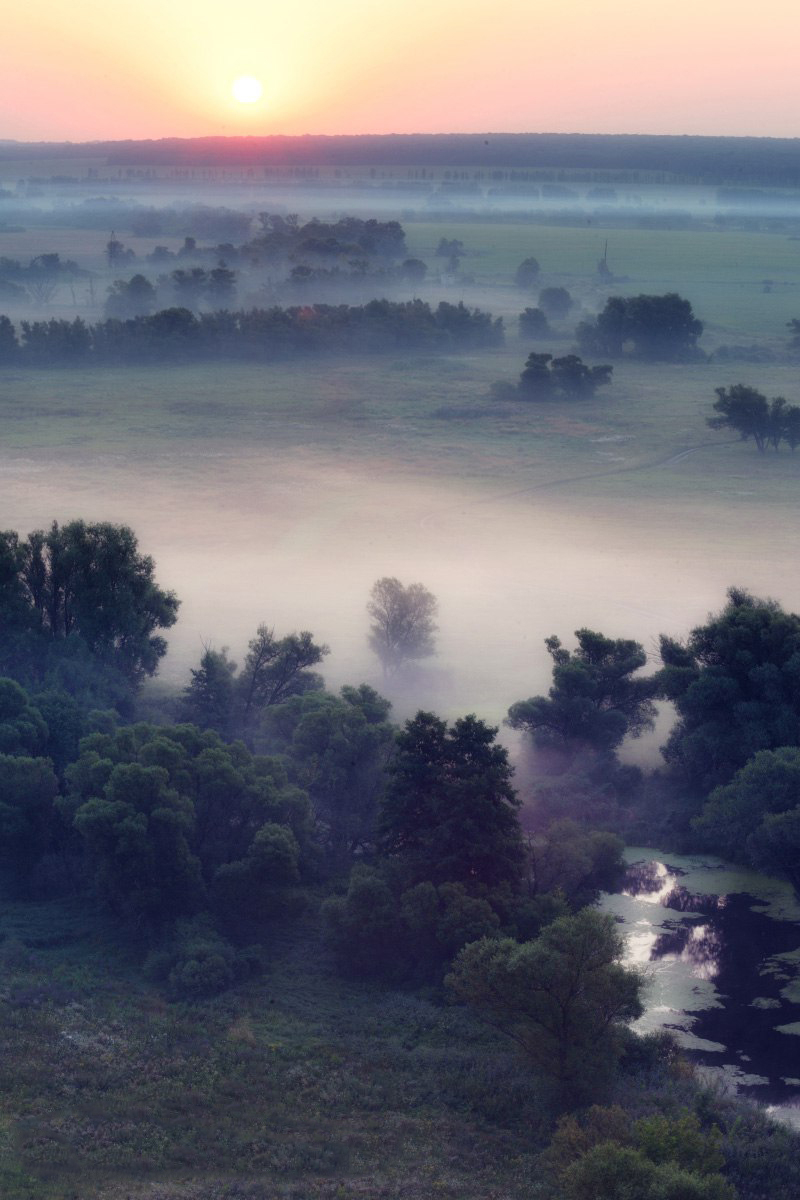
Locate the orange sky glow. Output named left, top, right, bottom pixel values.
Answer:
left=4, top=0, right=800, bottom=142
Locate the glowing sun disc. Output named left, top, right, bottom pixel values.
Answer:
left=232, top=75, right=262, bottom=104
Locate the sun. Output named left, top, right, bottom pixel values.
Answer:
left=231, top=76, right=263, bottom=104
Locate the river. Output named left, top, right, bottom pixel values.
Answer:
left=602, top=848, right=800, bottom=1128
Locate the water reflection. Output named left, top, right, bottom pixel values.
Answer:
left=607, top=854, right=800, bottom=1128
left=651, top=922, right=724, bottom=981
left=662, top=887, right=725, bottom=915
left=622, top=859, right=682, bottom=902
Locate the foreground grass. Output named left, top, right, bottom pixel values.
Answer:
left=0, top=896, right=554, bottom=1200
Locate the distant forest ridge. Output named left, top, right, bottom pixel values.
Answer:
left=4, top=133, right=800, bottom=185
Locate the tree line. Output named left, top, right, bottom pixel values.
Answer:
left=0, top=298, right=504, bottom=366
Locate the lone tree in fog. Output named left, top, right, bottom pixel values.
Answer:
left=367, top=577, right=438, bottom=677
left=515, top=257, right=541, bottom=289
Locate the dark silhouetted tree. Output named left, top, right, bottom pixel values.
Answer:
left=518, top=306, right=550, bottom=339
left=515, top=257, right=541, bottom=288
left=577, top=292, right=703, bottom=360
left=508, top=630, right=656, bottom=752
left=379, top=711, right=524, bottom=892
left=539, top=286, right=573, bottom=320
left=656, top=587, right=800, bottom=792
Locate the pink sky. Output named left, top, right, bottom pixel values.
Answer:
left=4, top=1, right=800, bottom=141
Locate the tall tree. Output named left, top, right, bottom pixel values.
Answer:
left=237, top=625, right=328, bottom=737
left=379, top=711, right=524, bottom=892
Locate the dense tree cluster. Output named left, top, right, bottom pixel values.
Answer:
left=577, top=292, right=703, bottom=360
left=493, top=353, right=613, bottom=401
left=0, top=298, right=504, bottom=366
left=655, top=587, right=800, bottom=793
left=693, top=748, right=800, bottom=889
left=180, top=624, right=328, bottom=746
left=0, top=520, right=178, bottom=707
left=249, top=214, right=408, bottom=262
left=64, top=722, right=312, bottom=930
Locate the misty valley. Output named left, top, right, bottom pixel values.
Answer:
left=2, top=141, right=800, bottom=1199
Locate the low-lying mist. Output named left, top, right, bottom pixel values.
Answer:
left=4, top=439, right=798, bottom=775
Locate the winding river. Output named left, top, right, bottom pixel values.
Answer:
left=602, top=849, right=800, bottom=1128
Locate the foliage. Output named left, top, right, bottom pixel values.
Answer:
left=515, top=257, right=541, bottom=287
left=65, top=722, right=311, bottom=931
left=560, top=1142, right=735, bottom=1200
left=0, top=677, right=48, bottom=756
left=656, top=587, right=800, bottom=792
left=145, top=917, right=259, bottom=999
left=508, top=629, right=656, bottom=753
left=0, top=753, right=60, bottom=883
left=323, top=866, right=500, bottom=982
left=260, top=684, right=395, bottom=868
left=515, top=351, right=613, bottom=399
left=367, top=577, right=438, bottom=676
left=708, top=384, right=800, bottom=452
left=447, top=909, right=643, bottom=1104
left=526, top=819, right=626, bottom=910
left=180, top=646, right=238, bottom=737
left=252, top=213, right=408, bottom=262
left=518, top=306, right=550, bottom=338
left=546, top=1105, right=735, bottom=1200
left=105, top=272, right=157, bottom=319
left=538, top=286, right=573, bottom=320
left=0, top=520, right=179, bottom=701
left=380, top=711, right=524, bottom=893
left=577, top=292, right=703, bottom=360
left=692, top=747, right=800, bottom=887
left=181, top=625, right=329, bottom=744
left=3, top=297, right=505, bottom=366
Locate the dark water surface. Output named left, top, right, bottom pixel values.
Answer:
left=602, top=850, right=800, bottom=1128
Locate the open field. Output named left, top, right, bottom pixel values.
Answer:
left=0, top=892, right=549, bottom=1200
left=2, top=348, right=800, bottom=738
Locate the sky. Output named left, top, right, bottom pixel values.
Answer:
left=4, top=0, right=800, bottom=142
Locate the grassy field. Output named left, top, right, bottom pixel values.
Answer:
left=0, top=892, right=551, bottom=1200
left=2, top=351, right=800, bottom=504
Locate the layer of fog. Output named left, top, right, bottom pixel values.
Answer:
left=7, top=179, right=800, bottom=237
left=4, top=442, right=799, bottom=772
